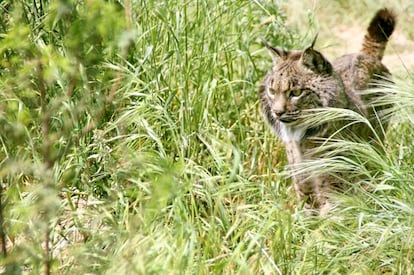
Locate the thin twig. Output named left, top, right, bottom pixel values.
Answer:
left=45, top=226, right=51, bottom=275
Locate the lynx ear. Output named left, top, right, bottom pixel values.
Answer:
left=301, top=41, right=332, bottom=74
left=261, top=38, right=287, bottom=63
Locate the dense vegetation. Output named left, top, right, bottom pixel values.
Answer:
left=1, top=0, right=413, bottom=273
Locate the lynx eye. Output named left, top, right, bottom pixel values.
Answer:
left=290, top=90, right=303, bottom=97
left=268, top=88, right=277, bottom=95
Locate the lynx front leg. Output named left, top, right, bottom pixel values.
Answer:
left=295, top=179, right=330, bottom=214
left=285, top=141, right=316, bottom=211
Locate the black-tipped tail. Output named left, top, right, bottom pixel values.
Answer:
left=361, top=8, right=396, bottom=60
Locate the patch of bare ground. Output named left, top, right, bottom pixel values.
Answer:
left=331, top=25, right=414, bottom=73
left=281, top=1, right=414, bottom=74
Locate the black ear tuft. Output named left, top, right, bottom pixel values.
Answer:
left=302, top=48, right=333, bottom=74
left=310, top=33, right=319, bottom=48
left=261, top=38, right=287, bottom=61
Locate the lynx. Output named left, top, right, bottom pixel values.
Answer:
left=259, top=8, right=396, bottom=214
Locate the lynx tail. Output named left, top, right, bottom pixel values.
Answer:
left=361, top=8, right=396, bottom=60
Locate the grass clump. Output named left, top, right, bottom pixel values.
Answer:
left=1, top=0, right=414, bottom=274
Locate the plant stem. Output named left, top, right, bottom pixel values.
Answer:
left=37, top=60, right=53, bottom=275
left=0, top=180, right=7, bottom=259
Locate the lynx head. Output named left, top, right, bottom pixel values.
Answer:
left=259, top=37, right=345, bottom=141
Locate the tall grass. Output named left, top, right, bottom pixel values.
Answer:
left=1, top=0, right=414, bottom=274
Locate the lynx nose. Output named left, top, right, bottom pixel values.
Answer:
left=274, top=110, right=285, bottom=118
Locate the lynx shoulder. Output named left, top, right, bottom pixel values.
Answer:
left=259, top=8, right=396, bottom=214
